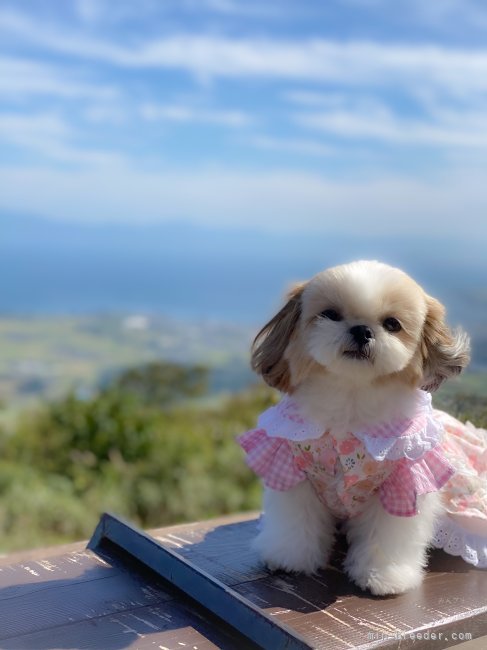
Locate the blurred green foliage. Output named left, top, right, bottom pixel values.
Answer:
left=110, top=361, right=209, bottom=406
left=0, top=362, right=277, bottom=552
left=433, top=392, right=487, bottom=428
left=0, top=360, right=484, bottom=553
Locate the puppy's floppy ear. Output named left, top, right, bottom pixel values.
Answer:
left=251, top=282, right=306, bottom=392
left=420, top=295, right=470, bottom=392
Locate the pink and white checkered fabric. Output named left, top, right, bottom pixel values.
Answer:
left=379, top=447, right=455, bottom=517
left=237, top=428, right=305, bottom=491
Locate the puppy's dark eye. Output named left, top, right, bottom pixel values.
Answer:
left=320, top=309, right=343, bottom=322
left=383, top=317, right=402, bottom=333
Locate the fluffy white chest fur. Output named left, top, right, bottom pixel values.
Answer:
left=293, top=372, right=418, bottom=436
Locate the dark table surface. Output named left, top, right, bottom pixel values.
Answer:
left=0, top=512, right=486, bottom=650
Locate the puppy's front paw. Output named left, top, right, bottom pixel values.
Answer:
left=252, top=531, right=327, bottom=575
left=345, top=558, right=424, bottom=596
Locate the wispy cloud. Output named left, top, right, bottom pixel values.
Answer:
left=82, top=103, right=127, bottom=125
left=0, top=112, right=124, bottom=166
left=0, top=113, right=70, bottom=143
left=4, top=6, right=487, bottom=95
left=0, top=1, right=486, bottom=245
left=0, top=56, right=117, bottom=100
left=296, top=104, right=487, bottom=149
left=1, top=162, right=485, bottom=239
left=140, top=103, right=252, bottom=127
left=180, top=0, right=284, bottom=18
left=392, top=0, right=487, bottom=32
left=247, top=135, right=335, bottom=157
left=74, top=0, right=281, bottom=24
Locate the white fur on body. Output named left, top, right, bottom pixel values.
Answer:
left=252, top=481, right=335, bottom=574
left=344, top=491, right=443, bottom=595
left=255, top=482, right=443, bottom=596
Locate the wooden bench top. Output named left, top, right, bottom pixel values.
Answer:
left=0, top=512, right=486, bottom=649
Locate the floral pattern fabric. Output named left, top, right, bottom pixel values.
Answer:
left=431, top=411, right=487, bottom=567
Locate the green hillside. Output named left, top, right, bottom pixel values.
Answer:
left=0, top=314, right=254, bottom=418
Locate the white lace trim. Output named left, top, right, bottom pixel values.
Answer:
left=353, top=413, right=443, bottom=461
left=258, top=390, right=440, bottom=450
left=432, top=515, right=487, bottom=568
left=258, top=396, right=324, bottom=441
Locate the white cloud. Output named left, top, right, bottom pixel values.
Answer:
left=0, top=56, right=117, bottom=100
left=1, top=162, right=486, bottom=241
left=73, top=0, right=189, bottom=26
left=246, top=135, right=335, bottom=157
left=73, top=0, right=288, bottom=24
left=0, top=113, right=70, bottom=139
left=1, top=3, right=486, bottom=245
left=75, top=0, right=103, bottom=24
left=0, top=113, right=124, bottom=166
left=400, top=0, right=487, bottom=31
left=296, top=105, right=487, bottom=149
left=285, top=90, right=391, bottom=114
left=284, top=90, right=349, bottom=107
left=4, top=7, right=487, bottom=95
left=181, top=0, right=282, bottom=17
left=342, top=0, right=487, bottom=32
left=140, top=103, right=252, bottom=127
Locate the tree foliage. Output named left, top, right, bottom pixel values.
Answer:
left=110, top=361, right=209, bottom=406
left=0, top=362, right=276, bottom=551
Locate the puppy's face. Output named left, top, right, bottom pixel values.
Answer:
left=301, top=261, right=427, bottom=381
left=252, top=261, right=469, bottom=392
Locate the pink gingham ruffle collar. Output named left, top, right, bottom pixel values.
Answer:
left=259, top=390, right=443, bottom=462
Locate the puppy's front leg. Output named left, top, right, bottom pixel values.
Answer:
left=253, top=481, right=335, bottom=574
left=344, top=492, right=443, bottom=596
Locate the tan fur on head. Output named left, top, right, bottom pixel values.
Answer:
left=420, top=296, right=470, bottom=392
left=251, top=261, right=470, bottom=396
left=251, top=282, right=305, bottom=392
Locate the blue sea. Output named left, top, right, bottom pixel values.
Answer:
left=2, top=215, right=486, bottom=329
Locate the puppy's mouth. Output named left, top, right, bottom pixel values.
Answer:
left=343, top=349, right=372, bottom=362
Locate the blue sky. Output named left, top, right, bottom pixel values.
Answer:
left=2, top=0, right=487, bottom=240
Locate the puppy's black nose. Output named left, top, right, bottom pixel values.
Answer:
left=349, top=325, right=374, bottom=347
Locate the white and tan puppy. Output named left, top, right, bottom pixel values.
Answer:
left=248, top=260, right=470, bottom=595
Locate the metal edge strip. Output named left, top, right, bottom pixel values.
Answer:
left=87, top=513, right=312, bottom=650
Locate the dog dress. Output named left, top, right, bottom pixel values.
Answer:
left=237, top=390, right=487, bottom=567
